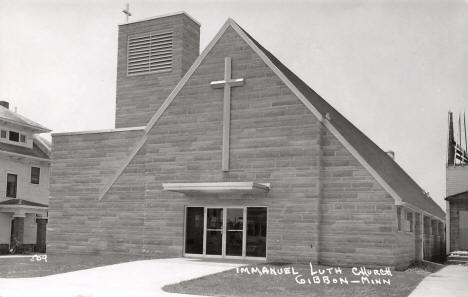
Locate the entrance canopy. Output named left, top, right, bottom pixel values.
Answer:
left=162, top=182, right=271, bottom=194
left=0, top=199, right=48, bottom=217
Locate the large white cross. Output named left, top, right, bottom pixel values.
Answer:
left=210, top=57, right=244, bottom=172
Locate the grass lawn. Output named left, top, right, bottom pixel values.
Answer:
left=163, top=263, right=431, bottom=297
left=0, top=254, right=148, bottom=278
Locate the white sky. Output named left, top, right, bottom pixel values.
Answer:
left=1, top=0, right=467, bottom=209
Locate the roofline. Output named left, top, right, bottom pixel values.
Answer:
left=445, top=190, right=468, bottom=200
left=95, top=18, right=444, bottom=219
left=52, top=126, right=146, bottom=137
left=33, top=135, right=51, bottom=156
left=230, top=19, right=445, bottom=219
left=98, top=19, right=233, bottom=201
left=118, top=11, right=201, bottom=27
left=0, top=149, right=50, bottom=162
left=399, top=202, right=445, bottom=222
left=0, top=117, right=51, bottom=133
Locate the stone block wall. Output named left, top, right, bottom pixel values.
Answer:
left=48, top=128, right=145, bottom=254
left=319, top=127, right=397, bottom=267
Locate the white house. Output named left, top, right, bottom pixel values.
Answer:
left=0, top=101, right=51, bottom=254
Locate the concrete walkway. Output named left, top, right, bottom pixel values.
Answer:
left=0, top=258, right=243, bottom=297
left=409, top=265, right=468, bottom=297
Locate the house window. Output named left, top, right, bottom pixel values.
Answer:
left=20, top=134, right=26, bottom=143
left=6, top=174, right=17, bottom=198
left=31, top=167, right=40, bottom=184
left=0, top=130, right=6, bottom=138
left=9, top=131, right=19, bottom=142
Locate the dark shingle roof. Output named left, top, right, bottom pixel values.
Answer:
left=0, top=105, right=50, bottom=132
left=239, top=25, right=445, bottom=219
left=0, top=141, right=49, bottom=159
left=446, top=190, right=468, bottom=200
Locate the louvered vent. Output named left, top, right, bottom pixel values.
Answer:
left=127, top=31, right=173, bottom=75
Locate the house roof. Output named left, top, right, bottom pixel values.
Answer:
left=0, top=105, right=50, bottom=133
left=239, top=25, right=445, bottom=219
left=0, top=141, right=50, bottom=160
left=446, top=190, right=468, bottom=201
left=0, top=199, right=47, bottom=208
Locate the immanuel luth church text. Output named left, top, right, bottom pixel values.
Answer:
left=49, top=12, right=445, bottom=268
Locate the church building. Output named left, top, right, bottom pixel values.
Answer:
left=48, top=12, right=445, bottom=268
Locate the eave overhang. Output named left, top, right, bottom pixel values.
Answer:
left=0, top=199, right=48, bottom=217
left=162, top=182, right=271, bottom=194
left=445, top=190, right=468, bottom=201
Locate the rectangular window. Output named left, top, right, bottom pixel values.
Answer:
left=406, top=211, right=413, bottom=232
left=31, top=167, right=40, bottom=184
left=0, top=130, right=6, bottom=138
left=9, top=131, right=19, bottom=142
left=6, top=174, right=17, bottom=198
left=397, top=206, right=402, bottom=231
left=246, top=207, right=267, bottom=257
left=20, top=134, right=26, bottom=143
left=185, top=207, right=204, bottom=254
left=127, top=31, right=173, bottom=75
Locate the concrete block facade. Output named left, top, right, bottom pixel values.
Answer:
left=48, top=128, right=145, bottom=253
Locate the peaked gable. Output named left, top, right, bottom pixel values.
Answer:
left=237, top=26, right=444, bottom=219
left=0, top=105, right=50, bottom=133
left=98, top=18, right=444, bottom=220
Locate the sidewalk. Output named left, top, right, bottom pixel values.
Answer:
left=0, top=257, right=243, bottom=297
left=409, top=265, right=468, bottom=297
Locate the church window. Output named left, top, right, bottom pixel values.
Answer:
left=31, top=167, right=40, bottom=184
left=0, top=130, right=6, bottom=138
left=20, top=134, right=26, bottom=143
left=397, top=206, right=402, bottom=231
left=6, top=173, right=17, bottom=198
left=9, top=131, right=19, bottom=142
left=405, top=211, right=413, bottom=232
left=127, top=31, right=173, bottom=75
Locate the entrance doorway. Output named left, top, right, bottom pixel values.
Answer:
left=184, top=206, right=267, bottom=259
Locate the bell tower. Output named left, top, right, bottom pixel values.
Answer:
left=115, top=12, right=200, bottom=128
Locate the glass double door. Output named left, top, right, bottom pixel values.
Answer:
left=206, top=208, right=243, bottom=257
left=185, top=206, right=267, bottom=258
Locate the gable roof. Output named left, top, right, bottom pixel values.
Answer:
left=446, top=190, right=468, bottom=201
left=97, top=18, right=445, bottom=220
left=0, top=141, right=50, bottom=160
left=0, top=105, right=50, bottom=133
left=238, top=25, right=445, bottom=219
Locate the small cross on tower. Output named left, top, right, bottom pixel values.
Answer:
left=210, top=57, right=245, bottom=172
left=122, top=3, right=132, bottom=23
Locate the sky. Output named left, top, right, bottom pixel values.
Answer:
left=1, top=0, right=467, bottom=209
